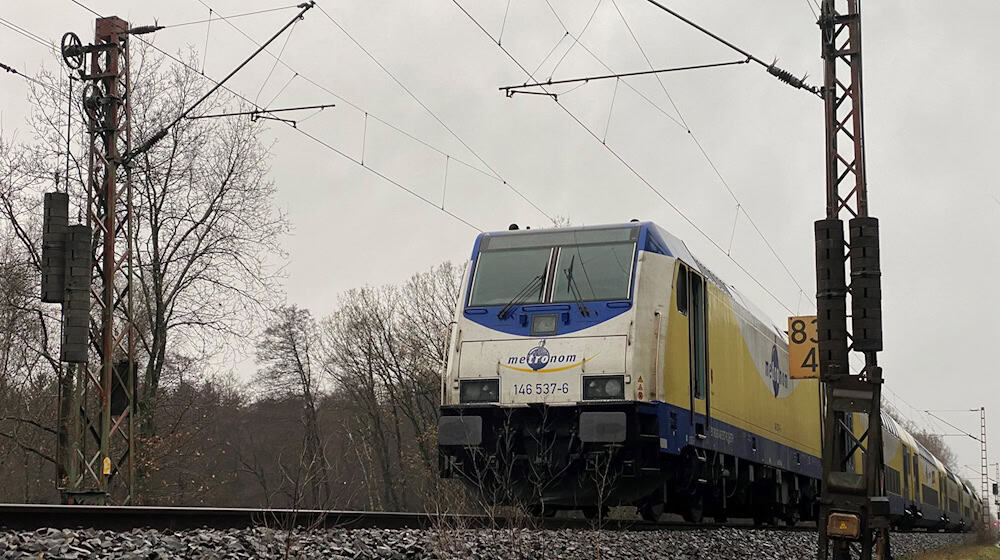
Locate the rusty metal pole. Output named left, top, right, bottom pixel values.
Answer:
left=61, top=15, right=136, bottom=505
left=97, top=17, right=121, bottom=498
left=815, top=1, right=888, bottom=559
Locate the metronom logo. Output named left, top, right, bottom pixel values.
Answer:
left=506, top=340, right=578, bottom=372
left=764, top=344, right=789, bottom=397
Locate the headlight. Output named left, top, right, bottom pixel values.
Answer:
left=583, top=375, right=625, bottom=400
left=460, top=379, right=500, bottom=403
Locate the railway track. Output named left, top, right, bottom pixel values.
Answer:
left=0, top=503, right=817, bottom=533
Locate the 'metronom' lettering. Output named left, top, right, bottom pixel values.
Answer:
left=507, top=353, right=577, bottom=366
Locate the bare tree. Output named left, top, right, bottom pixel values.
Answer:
left=0, top=134, right=64, bottom=496
left=7, top=46, right=286, bottom=440
left=128, top=46, right=287, bottom=436
left=319, top=262, right=462, bottom=510
left=255, top=305, right=330, bottom=508
left=0, top=42, right=287, bottom=501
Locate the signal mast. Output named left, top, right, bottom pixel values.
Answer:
left=814, top=1, right=889, bottom=559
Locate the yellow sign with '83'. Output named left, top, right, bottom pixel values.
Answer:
left=788, top=315, right=819, bottom=379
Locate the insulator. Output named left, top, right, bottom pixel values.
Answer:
left=125, top=25, right=163, bottom=35
left=767, top=63, right=813, bottom=93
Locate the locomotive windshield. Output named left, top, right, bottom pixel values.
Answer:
left=468, top=226, right=638, bottom=307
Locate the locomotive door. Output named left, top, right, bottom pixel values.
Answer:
left=688, top=267, right=709, bottom=433
left=676, top=262, right=710, bottom=434
left=902, top=449, right=910, bottom=501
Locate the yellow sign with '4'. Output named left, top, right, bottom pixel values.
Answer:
left=788, top=315, right=819, bottom=379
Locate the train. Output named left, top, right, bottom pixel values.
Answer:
left=437, top=221, right=981, bottom=530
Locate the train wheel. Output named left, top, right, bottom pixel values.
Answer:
left=782, top=508, right=800, bottom=527
left=682, top=493, right=704, bottom=524
left=639, top=502, right=664, bottom=522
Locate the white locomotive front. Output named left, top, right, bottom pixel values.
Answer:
left=441, top=224, right=643, bottom=407
left=438, top=223, right=673, bottom=511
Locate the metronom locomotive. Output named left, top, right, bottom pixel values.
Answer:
left=438, top=221, right=980, bottom=528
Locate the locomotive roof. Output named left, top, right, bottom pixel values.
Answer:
left=479, top=221, right=785, bottom=335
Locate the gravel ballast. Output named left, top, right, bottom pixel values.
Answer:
left=0, top=527, right=973, bottom=559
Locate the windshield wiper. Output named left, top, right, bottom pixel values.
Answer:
left=497, top=262, right=548, bottom=320
left=563, top=255, right=591, bottom=317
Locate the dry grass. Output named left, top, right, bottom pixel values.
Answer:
left=906, top=544, right=1000, bottom=560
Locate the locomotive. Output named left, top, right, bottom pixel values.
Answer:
left=437, top=221, right=980, bottom=528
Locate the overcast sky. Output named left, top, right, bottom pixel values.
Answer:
left=3, top=0, right=999, bottom=508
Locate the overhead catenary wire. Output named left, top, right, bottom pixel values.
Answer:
left=803, top=0, right=819, bottom=21
left=609, top=0, right=687, bottom=126
left=530, top=32, right=570, bottom=78
left=605, top=0, right=815, bottom=309
left=254, top=18, right=299, bottom=104
left=641, top=0, right=820, bottom=96
left=201, top=7, right=212, bottom=73
left=264, top=72, right=298, bottom=109
left=0, top=16, right=58, bottom=52
left=1, top=57, right=70, bottom=100
left=185, top=0, right=547, bottom=223
left=312, top=2, right=556, bottom=224
left=498, top=0, right=512, bottom=46
left=187, top=103, right=335, bottom=119
left=164, top=5, right=301, bottom=29
left=128, top=1, right=317, bottom=161
left=500, top=59, right=751, bottom=95
left=924, top=410, right=984, bottom=443
left=65, top=0, right=484, bottom=233
left=963, top=464, right=998, bottom=484
left=450, top=0, right=799, bottom=314
left=1, top=60, right=45, bottom=87
left=537, top=0, right=817, bottom=315
left=571, top=39, right=685, bottom=129
left=547, top=0, right=603, bottom=81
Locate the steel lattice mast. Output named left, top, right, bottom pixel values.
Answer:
left=59, top=16, right=137, bottom=505
left=981, top=408, right=989, bottom=526
left=815, top=1, right=889, bottom=559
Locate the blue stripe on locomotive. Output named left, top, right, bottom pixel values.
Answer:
left=634, top=401, right=822, bottom=480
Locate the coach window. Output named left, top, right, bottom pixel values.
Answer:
left=676, top=263, right=688, bottom=314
